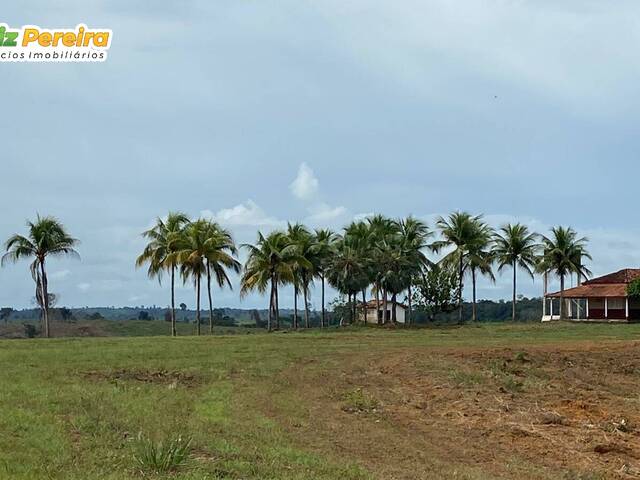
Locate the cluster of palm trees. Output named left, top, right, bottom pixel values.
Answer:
left=1, top=212, right=593, bottom=338
left=240, top=212, right=592, bottom=329
left=136, top=213, right=241, bottom=337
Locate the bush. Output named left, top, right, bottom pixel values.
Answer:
left=23, top=324, right=38, bottom=338
left=627, top=278, right=640, bottom=298
left=133, top=433, right=192, bottom=473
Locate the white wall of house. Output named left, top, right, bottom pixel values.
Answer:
left=361, top=304, right=406, bottom=324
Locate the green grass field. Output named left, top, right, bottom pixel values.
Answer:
left=1, top=322, right=639, bottom=479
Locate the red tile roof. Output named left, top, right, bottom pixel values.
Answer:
left=583, top=269, right=640, bottom=285
left=360, top=300, right=408, bottom=309
left=546, top=268, right=640, bottom=298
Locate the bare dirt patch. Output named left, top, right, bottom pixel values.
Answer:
left=260, top=343, right=640, bottom=479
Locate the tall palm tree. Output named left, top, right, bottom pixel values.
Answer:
left=286, top=223, right=311, bottom=329
left=466, top=219, right=495, bottom=321
left=344, top=220, right=375, bottom=323
left=367, top=215, right=398, bottom=320
left=241, top=231, right=299, bottom=330
left=136, top=212, right=190, bottom=337
left=492, top=223, right=540, bottom=321
left=327, top=239, right=368, bottom=324
left=433, top=212, right=483, bottom=323
left=398, top=216, right=432, bottom=324
left=2, top=215, right=79, bottom=338
left=202, top=221, right=241, bottom=334
left=178, top=220, right=210, bottom=336
left=538, top=226, right=592, bottom=320
left=312, top=228, right=338, bottom=327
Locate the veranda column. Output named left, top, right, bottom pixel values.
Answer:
left=605, top=297, right=608, bottom=319
left=586, top=298, right=589, bottom=319
left=550, top=298, right=553, bottom=319
left=626, top=297, right=629, bottom=320
left=543, top=296, right=547, bottom=316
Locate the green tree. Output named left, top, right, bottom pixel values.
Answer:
left=397, top=216, right=433, bottom=324
left=286, top=223, right=312, bottom=329
left=344, top=220, right=375, bottom=323
left=201, top=221, right=241, bottom=334
left=492, top=223, right=540, bottom=321
left=433, top=212, right=482, bottom=323
left=136, top=212, right=190, bottom=337
left=0, top=307, right=13, bottom=324
left=2, top=215, right=79, bottom=338
left=466, top=219, right=495, bottom=322
left=311, top=228, right=338, bottom=328
left=240, top=231, right=299, bottom=331
left=327, top=239, right=368, bottom=324
left=413, top=264, right=460, bottom=321
left=537, top=226, right=592, bottom=319
left=366, top=215, right=398, bottom=323
left=178, top=220, right=210, bottom=335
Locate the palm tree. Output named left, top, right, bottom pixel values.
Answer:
left=312, top=228, right=338, bottom=327
left=286, top=223, right=311, bottom=329
left=398, top=216, right=432, bottom=324
left=202, top=221, right=241, bottom=334
left=241, top=231, right=298, bottom=330
left=466, top=219, right=495, bottom=321
left=433, top=212, right=483, bottom=323
left=136, top=212, right=190, bottom=337
left=538, top=226, right=592, bottom=320
left=327, top=240, right=368, bottom=324
left=344, top=220, right=375, bottom=323
left=178, top=220, right=210, bottom=336
left=492, top=223, right=540, bottom=321
left=2, top=215, right=79, bottom=338
left=366, top=215, right=397, bottom=322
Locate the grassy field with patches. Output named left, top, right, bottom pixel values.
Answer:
left=1, top=322, right=640, bottom=479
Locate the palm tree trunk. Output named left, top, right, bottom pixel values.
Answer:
left=171, top=265, right=177, bottom=337
left=407, top=283, right=412, bottom=326
left=352, top=293, right=357, bottom=324
left=303, top=284, right=309, bottom=328
left=40, top=259, right=50, bottom=338
left=321, top=273, right=326, bottom=328
left=375, top=284, right=381, bottom=325
left=559, top=274, right=565, bottom=320
left=293, top=283, right=298, bottom=329
left=458, top=254, right=464, bottom=324
left=207, top=263, right=214, bottom=334
left=471, top=267, right=477, bottom=322
left=382, top=287, right=388, bottom=324
left=512, top=260, right=517, bottom=322
left=196, top=274, right=201, bottom=336
left=274, top=278, right=280, bottom=330
left=362, top=290, right=367, bottom=324
left=391, top=293, right=397, bottom=323
left=268, top=277, right=274, bottom=332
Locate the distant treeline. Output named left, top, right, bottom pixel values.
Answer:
left=1, top=298, right=543, bottom=325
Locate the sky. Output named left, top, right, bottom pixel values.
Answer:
left=1, top=0, right=640, bottom=310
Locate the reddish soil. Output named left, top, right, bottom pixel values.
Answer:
left=265, top=343, right=640, bottom=479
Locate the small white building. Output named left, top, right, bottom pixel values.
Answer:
left=359, top=300, right=407, bottom=324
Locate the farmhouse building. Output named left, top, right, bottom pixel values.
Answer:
left=359, top=300, right=407, bottom=324
left=542, top=269, right=640, bottom=322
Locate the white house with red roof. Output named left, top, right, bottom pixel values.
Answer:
left=543, top=269, right=640, bottom=322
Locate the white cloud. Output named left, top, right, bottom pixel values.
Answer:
left=77, top=283, right=91, bottom=292
left=305, top=203, right=348, bottom=225
left=201, top=200, right=285, bottom=228
left=289, top=163, right=319, bottom=200
left=353, top=212, right=374, bottom=222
